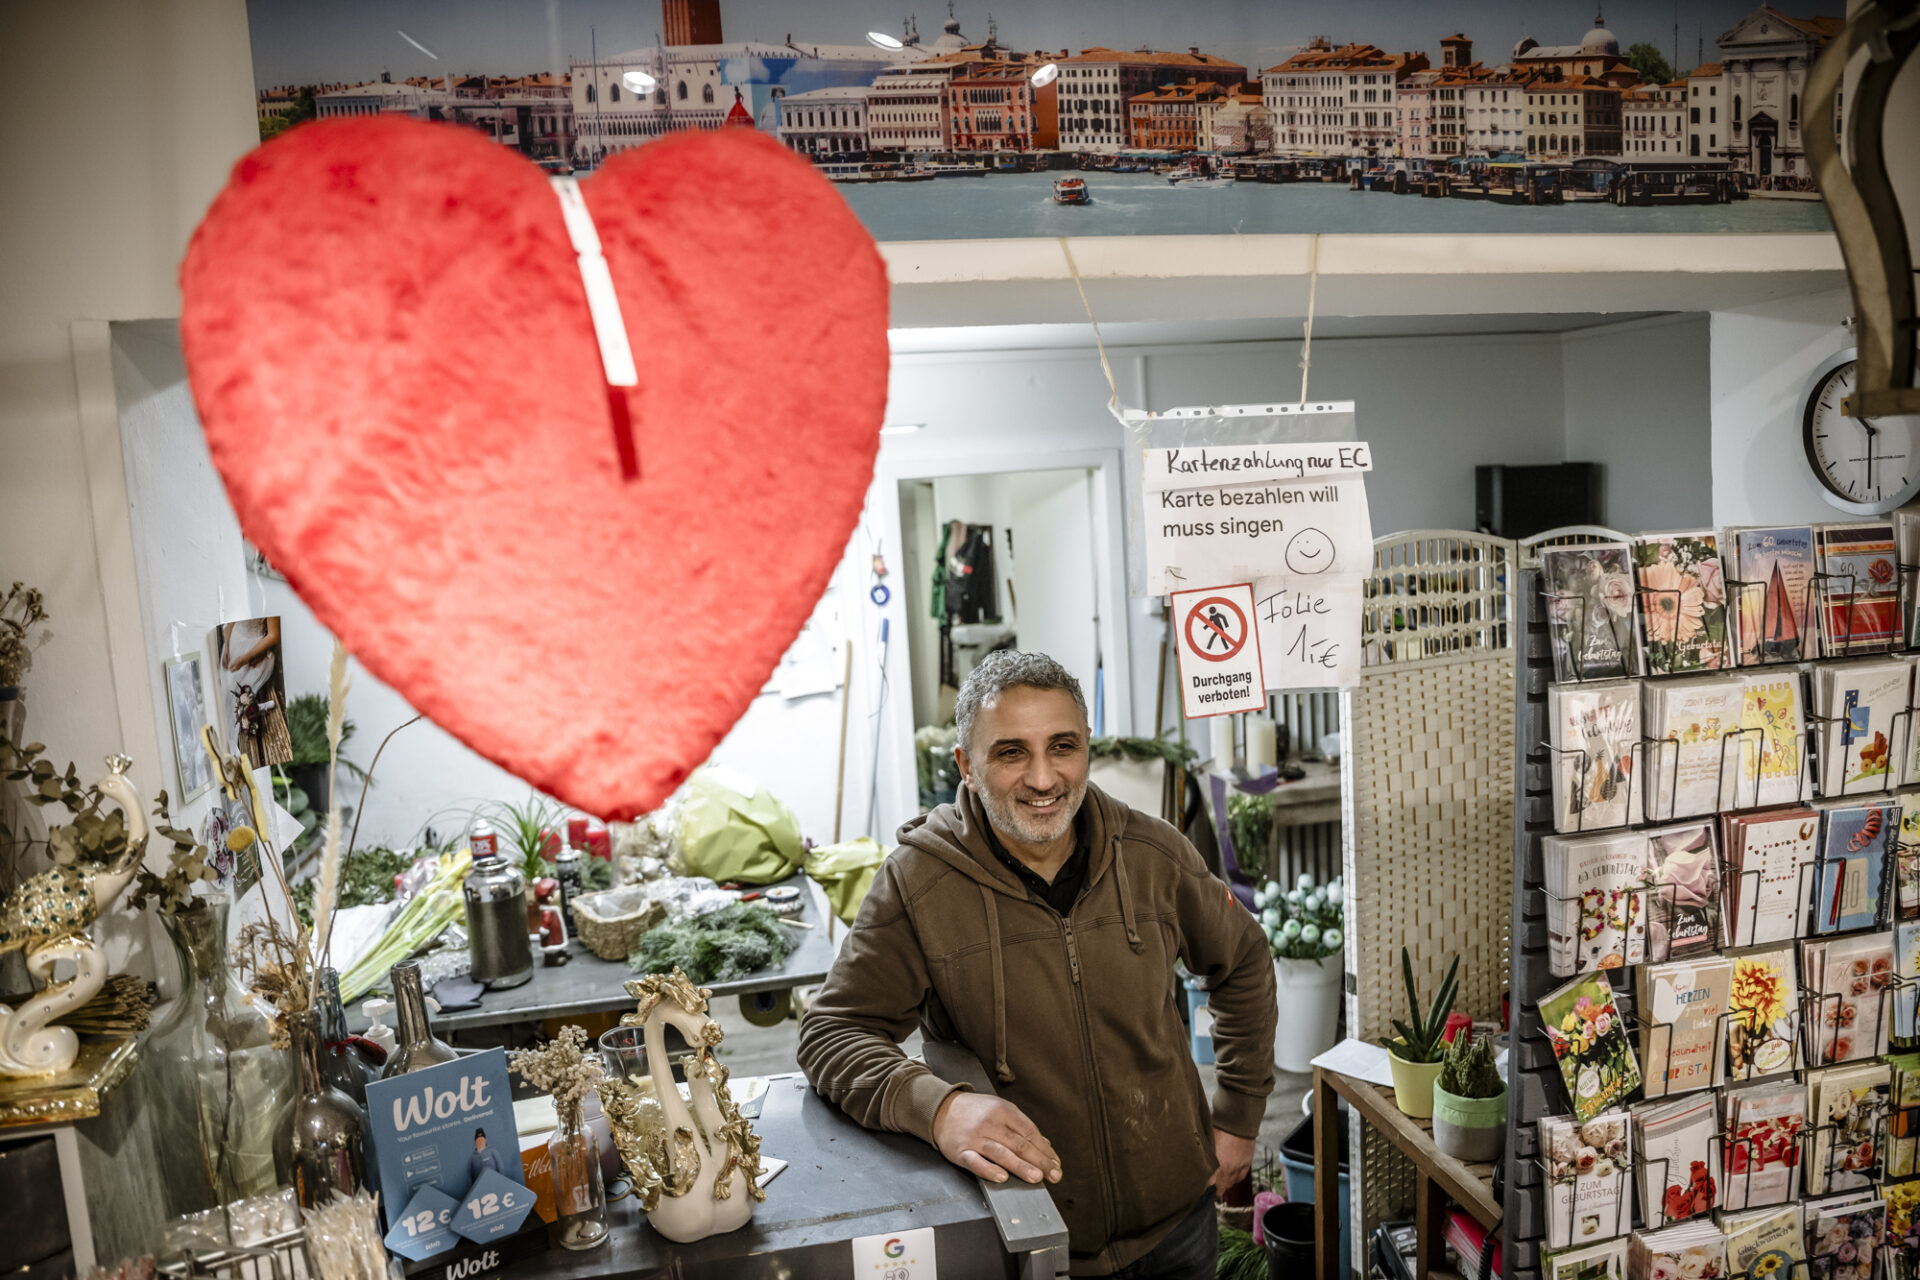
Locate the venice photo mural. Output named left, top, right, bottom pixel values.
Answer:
left=246, top=0, right=1842, bottom=240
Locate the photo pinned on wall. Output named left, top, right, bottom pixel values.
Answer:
left=212, top=616, right=292, bottom=771
left=199, top=791, right=257, bottom=895
left=163, top=651, right=216, bottom=805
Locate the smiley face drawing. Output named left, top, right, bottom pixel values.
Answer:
left=1285, top=527, right=1336, bottom=574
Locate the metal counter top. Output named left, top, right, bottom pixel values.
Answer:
left=487, top=1073, right=1064, bottom=1280
left=357, top=875, right=838, bottom=1034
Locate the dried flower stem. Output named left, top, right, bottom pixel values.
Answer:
left=313, top=641, right=351, bottom=963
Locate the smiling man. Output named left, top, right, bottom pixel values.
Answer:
left=798, top=651, right=1276, bottom=1279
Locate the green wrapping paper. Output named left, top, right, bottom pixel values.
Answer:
left=676, top=767, right=805, bottom=886
left=804, top=837, right=885, bottom=925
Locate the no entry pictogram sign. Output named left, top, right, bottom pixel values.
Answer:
left=1170, top=583, right=1265, bottom=718
left=1184, top=595, right=1249, bottom=662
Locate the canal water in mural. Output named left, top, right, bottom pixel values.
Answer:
left=834, top=172, right=1833, bottom=240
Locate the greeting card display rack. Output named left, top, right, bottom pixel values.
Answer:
left=1511, top=536, right=1920, bottom=1280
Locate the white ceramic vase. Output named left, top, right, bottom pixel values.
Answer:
left=1272, top=954, right=1341, bottom=1074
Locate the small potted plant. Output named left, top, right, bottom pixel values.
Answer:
left=1432, top=1029, right=1506, bottom=1161
left=1380, top=947, right=1459, bottom=1118
left=1257, top=872, right=1344, bottom=1074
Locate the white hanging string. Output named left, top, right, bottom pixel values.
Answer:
left=1299, top=233, right=1320, bottom=408
left=1058, top=237, right=1125, bottom=421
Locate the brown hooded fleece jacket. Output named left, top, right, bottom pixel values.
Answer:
left=796, top=783, right=1277, bottom=1275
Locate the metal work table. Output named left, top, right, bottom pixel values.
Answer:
left=493, top=1070, right=1068, bottom=1280
left=357, top=875, right=838, bottom=1034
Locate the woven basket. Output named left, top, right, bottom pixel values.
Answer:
left=572, top=888, right=666, bottom=961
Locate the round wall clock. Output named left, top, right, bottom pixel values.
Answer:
left=1803, top=346, right=1920, bottom=514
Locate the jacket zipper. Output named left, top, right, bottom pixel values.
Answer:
left=1060, top=905, right=1123, bottom=1254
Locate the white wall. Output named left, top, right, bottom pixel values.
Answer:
left=0, top=1, right=255, bottom=788
left=1562, top=313, right=1714, bottom=534
left=1006, top=470, right=1100, bottom=727
left=1709, top=287, right=1856, bottom=529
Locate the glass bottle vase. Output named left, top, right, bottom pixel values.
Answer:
left=547, top=1104, right=608, bottom=1251
left=142, top=894, right=295, bottom=1218
left=284, top=1008, right=368, bottom=1209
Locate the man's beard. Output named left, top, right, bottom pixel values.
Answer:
left=975, top=777, right=1087, bottom=846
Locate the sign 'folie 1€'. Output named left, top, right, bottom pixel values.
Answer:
left=1170, top=583, right=1267, bottom=718
left=1142, top=443, right=1372, bottom=598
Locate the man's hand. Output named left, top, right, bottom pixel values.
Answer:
left=1211, top=1129, right=1255, bottom=1196
left=933, top=1091, right=1063, bottom=1185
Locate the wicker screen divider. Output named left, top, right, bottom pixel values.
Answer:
left=1339, top=529, right=1518, bottom=1269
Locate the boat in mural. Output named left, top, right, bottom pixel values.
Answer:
left=1052, top=176, right=1091, bottom=204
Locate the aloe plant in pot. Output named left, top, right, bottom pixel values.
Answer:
left=1380, top=947, right=1459, bottom=1118
left=1432, top=1031, right=1506, bottom=1161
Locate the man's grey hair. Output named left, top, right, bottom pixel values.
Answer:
left=954, top=650, right=1089, bottom=754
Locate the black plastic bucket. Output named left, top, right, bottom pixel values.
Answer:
left=1261, top=1201, right=1316, bottom=1279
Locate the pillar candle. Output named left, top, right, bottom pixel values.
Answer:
left=1209, top=714, right=1237, bottom=769
left=1246, top=715, right=1278, bottom=771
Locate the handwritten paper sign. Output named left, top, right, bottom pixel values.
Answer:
left=1141, top=442, right=1373, bottom=492
left=1171, top=583, right=1267, bottom=718
left=1144, top=474, right=1373, bottom=597
left=1254, top=578, right=1363, bottom=689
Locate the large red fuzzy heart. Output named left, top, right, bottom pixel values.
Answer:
left=181, top=118, right=888, bottom=819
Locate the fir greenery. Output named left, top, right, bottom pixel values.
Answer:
left=1088, top=732, right=1198, bottom=767
left=627, top=903, right=796, bottom=984
left=1215, top=1224, right=1269, bottom=1280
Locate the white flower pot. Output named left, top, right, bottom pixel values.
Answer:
left=1273, top=954, right=1341, bottom=1074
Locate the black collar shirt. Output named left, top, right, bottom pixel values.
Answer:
left=982, top=814, right=1090, bottom=916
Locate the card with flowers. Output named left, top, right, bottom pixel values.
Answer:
left=1626, top=1219, right=1724, bottom=1280
left=1725, top=945, right=1802, bottom=1083
left=1720, top=1083, right=1807, bottom=1211
left=1633, top=534, right=1730, bottom=675
left=1884, top=1179, right=1920, bottom=1266
left=1541, top=975, right=1644, bottom=1123
left=1716, top=1204, right=1803, bottom=1280
left=1545, top=544, right=1642, bottom=683
left=1546, top=831, right=1651, bottom=977
left=1801, top=932, right=1895, bottom=1066
left=1801, top=1192, right=1884, bottom=1280
left=1806, top=1063, right=1890, bottom=1197
left=1543, top=1111, right=1635, bottom=1250
left=1634, top=1093, right=1723, bottom=1229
